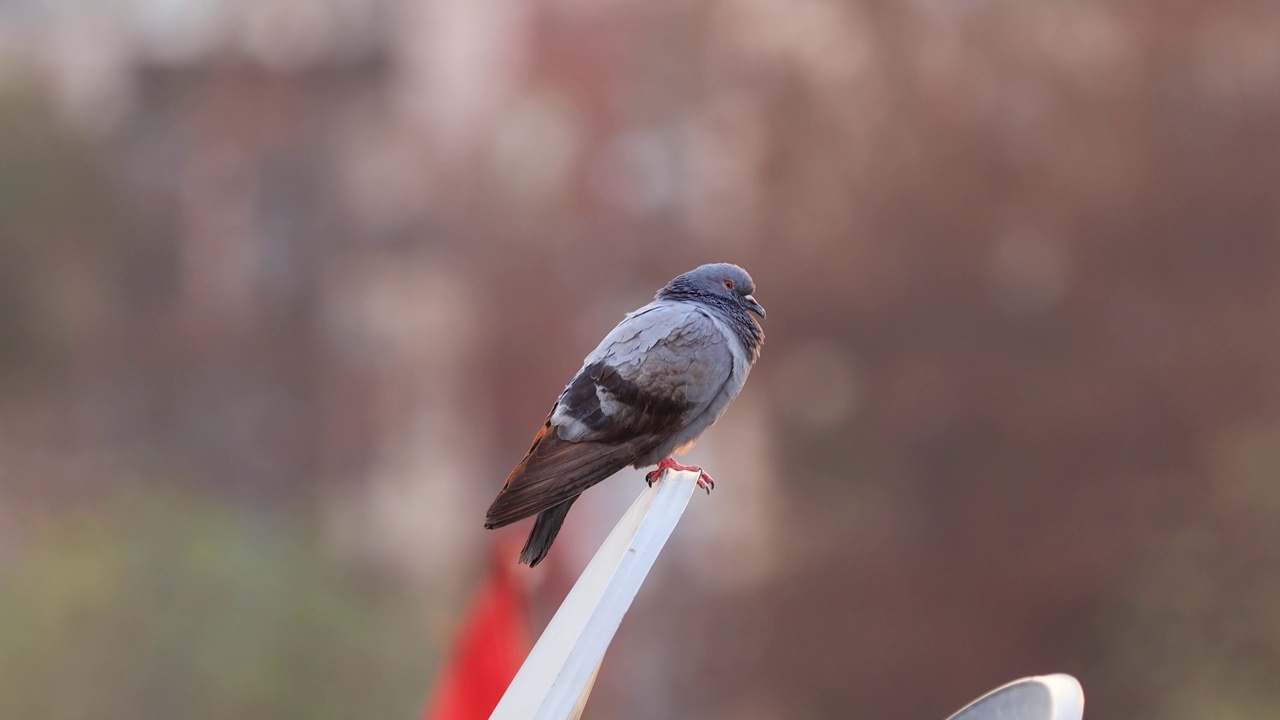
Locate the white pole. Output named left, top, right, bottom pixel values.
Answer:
left=490, top=470, right=701, bottom=720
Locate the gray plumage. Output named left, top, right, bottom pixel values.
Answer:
left=485, top=263, right=766, bottom=566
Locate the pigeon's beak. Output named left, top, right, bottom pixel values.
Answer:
left=744, top=295, right=766, bottom=319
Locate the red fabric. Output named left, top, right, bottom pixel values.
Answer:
left=425, top=547, right=530, bottom=720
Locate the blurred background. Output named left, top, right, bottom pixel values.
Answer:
left=1, top=0, right=1279, bottom=718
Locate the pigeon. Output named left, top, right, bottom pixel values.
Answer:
left=485, top=263, right=766, bottom=566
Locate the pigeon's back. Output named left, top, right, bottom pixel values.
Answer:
left=554, top=301, right=739, bottom=443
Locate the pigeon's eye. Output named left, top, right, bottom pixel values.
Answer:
left=723, top=280, right=734, bottom=290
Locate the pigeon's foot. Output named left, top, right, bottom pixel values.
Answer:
left=645, top=457, right=715, bottom=495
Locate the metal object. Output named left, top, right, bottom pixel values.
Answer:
left=946, top=674, right=1085, bottom=720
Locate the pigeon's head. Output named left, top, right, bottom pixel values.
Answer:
left=661, top=263, right=766, bottom=320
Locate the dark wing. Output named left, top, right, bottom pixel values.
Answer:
left=484, top=303, right=733, bottom=528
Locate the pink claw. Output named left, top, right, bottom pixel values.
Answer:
left=645, top=457, right=716, bottom=494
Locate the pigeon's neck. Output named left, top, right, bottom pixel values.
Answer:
left=721, top=305, right=764, bottom=363
left=658, top=287, right=764, bottom=362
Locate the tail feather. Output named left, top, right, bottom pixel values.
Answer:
left=488, top=420, right=665, bottom=567
left=486, top=422, right=653, bottom=529
left=519, top=498, right=577, bottom=566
